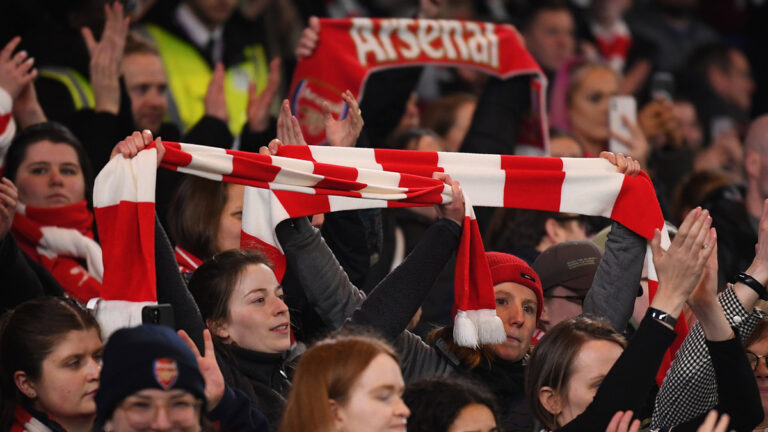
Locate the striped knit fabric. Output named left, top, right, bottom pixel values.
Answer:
left=94, top=143, right=678, bottom=360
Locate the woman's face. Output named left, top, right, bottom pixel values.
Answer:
left=747, top=336, right=768, bottom=419
left=23, top=328, right=102, bottom=424
left=215, top=263, right=291, bottom=353
left=215, top=184, right=244, bottom=254
left=447, top=403, right=498, bottom=432
left=489, top=282, right=538, bottom=362
left=556, top=339, right=623, bottom=426
left=15, top=140, right=86, bottom=207
left=568, top=67, right=618, bottom=147
left=106, top=388, right=202, bottom=432
left=333, top=354, right=410, bottom=432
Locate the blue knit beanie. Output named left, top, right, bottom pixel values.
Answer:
left=95, top=325, right=206, bottom=424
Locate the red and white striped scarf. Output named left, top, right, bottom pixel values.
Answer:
left=174, top=245, right=202, bottom=275
left=11, top=201, right=103, bottom=303
left=94, top=143, right=678, bottom=355
left=591, top=20, right=632, bottom=73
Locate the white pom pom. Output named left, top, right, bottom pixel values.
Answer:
left=453, top=310, right=479, bottom=348
left=475, top=310, right=506, bottom=344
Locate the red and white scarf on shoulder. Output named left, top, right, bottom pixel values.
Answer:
left=11, top=201, right=103, bottom=303
left=93, top=143, right=678, bottom=361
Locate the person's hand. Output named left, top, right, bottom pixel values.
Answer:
left=418, top=0, right=443, bottom=18
left=259, top=138, right=282, bottom=155
left=247, top=58, right=280, bottom=133
left=12, top=81, right=46, bottom=128
left=0, top=178, right=18, bottom=240
left=697, top=410, right=730, bottom=432
left=687, top=239, right=734, bottom=341
left=605, top=411, right=640, bottom=432
left=110, top=129, right=166, bottom=166
left=204, top=63, right=228, bottom=123
left=295, top=16, right=320, bottom=58
left=599, top=151, right=641, bottom=177
left=688, top=241, right=719, bottom=313
left=611, top=115, right=650, bottom=168
left=276, top=99, right=307, bottom=146
left=747, top=199, right=768, bottom=285
left=0, top=37, right=37, bottom=100
left=638, top=98, right=682, bottom=149
left=433, top=172, right=464, bottom=226
left=178, top=329, right=226, bottom=411
left=324, top=90, right=363, bottom=147
left=650, top=207, right=716, bottom=320
left=82, top=2, right=129, bottom=115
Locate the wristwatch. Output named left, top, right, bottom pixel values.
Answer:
left=735, top=272, right=768, bottom=301
left=647, top=307, right=677, bottom=328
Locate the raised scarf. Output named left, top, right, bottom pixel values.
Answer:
left=11, top=201, right=102, bottom=303
left=93, top=143, right=680, bottom=371
left=289, top=18, right=548, bottom=153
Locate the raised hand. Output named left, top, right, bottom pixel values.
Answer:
left=433, top=172, right=464, bottom=227
left=13, top=80, right=46, bottom=128
left=81, top=2, right=130, bottom=114
left=0, top=178, right=18, bottom=240
left=605, top=411, right=640, bottom=432
left=247, top=58, right=281, bottom=133
left=295, top=16, right=320, bottom=59
left=178, top=329, right=226, bottom=411
left=696, top=411, right=730, bottom=432
left=276, top=99, right=306, bottom=146
left=324, top=90, right=363, bottom=147
left=650, top=207, right=716, bottom=320
left=110, top=129, right=165, bottom=166
left=204, top=63, right=228, bottom=123
left=599, top=151, right=641, bottom=177
left=0, top=37, right=37, bottom=100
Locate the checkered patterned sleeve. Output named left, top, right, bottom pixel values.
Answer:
left=650, top=285, right=766, bottom=430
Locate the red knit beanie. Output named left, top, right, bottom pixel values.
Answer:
left=485, top=252, right=544, bottom=323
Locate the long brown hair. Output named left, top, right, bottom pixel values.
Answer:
left=0, top=297, right=101, bottom=430
left=279, top=335, right=398, bottom=432
left=525, top=316, right=626, bottom=430
left=167, top=176, right=233, bottom=260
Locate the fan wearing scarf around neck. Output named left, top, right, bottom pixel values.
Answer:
left=1, top=122, right=101, bottom=304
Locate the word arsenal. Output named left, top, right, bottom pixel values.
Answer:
left=349, top=18, right=500, bottom=68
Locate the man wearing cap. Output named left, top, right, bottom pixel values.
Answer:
left=533, top=241, right=602, bottom=335
left=96, top=324, right=269, bottom=432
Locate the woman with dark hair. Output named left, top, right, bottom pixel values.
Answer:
left=403, top=376, right=499, bottom=432
left=0, top=122, right=99, bottom=307
left=278, top=335, right=409, bottom=432
left=0, top=297, right=102, bottom=432
left=167, top=177, right=244, bottom=276
left=524, top=206, right=761, bottom=431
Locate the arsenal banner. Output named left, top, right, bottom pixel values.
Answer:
left=289, top=18, right=549, bottom=153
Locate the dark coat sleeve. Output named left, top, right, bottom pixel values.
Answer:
left=207, top=386, right=271, bottom=432
left=351, top=218, right=461, bottom=341
left=558, top=315, right=677, bottom=431
left=0, top=233, right=64, bottom=312
left=583, top=222, right=647, bottom=332
left=153, top=216, right=206, bottom=352
left=459, top=75, right=531, bottom=155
